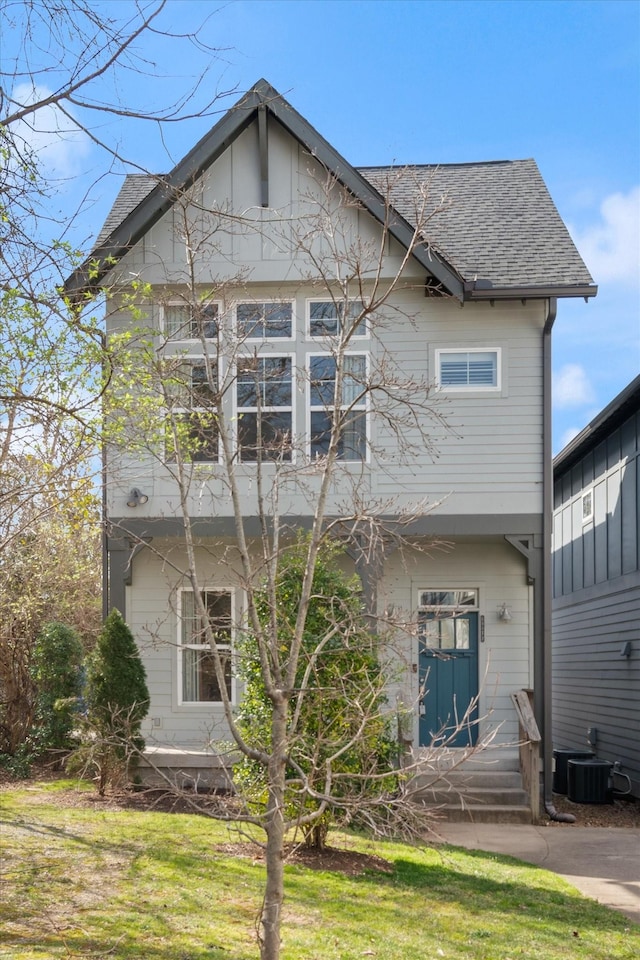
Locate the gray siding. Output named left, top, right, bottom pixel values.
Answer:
left=553, top=408, right=640, bottom=797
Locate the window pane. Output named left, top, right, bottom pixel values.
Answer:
left=167, top=413, right=218, bottom=462
left=182, top=648, right=231, bottom=702
left=439, top=619, right=456, bottom=649
left=237, top=302, right=292, bottom=339
left=309, top=301, right=339, bottom=336
left=237, top=358, right=291, bottom=408
left=309, top=355, right=336, bottom=406
left=191, top=362, right=217, bottom=403
left=309, top=300, right=365, bottom=337
left=440, top=351, right=497, bottom=387
left=310, top=409, right=365, bottom=460
left=238, top=412, right=292, bottom=461
left=456, top=619, right=470, bottom=649
left=343, top=354, right=366, bottom=404
left=420, top=590, right=477, bottom=608
left=166, top=303, right=218, bottom=340
left=310, top=355, right=366, bottom=406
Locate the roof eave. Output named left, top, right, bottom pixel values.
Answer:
left=463, top=282, right=598, bottom=301
left=554, top=373, right=640, bottom=475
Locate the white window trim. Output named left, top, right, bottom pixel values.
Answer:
left=582, top=489, right=594, bottom=524
left=234, top=352, right=296, bottom=464
left=234, top=299, right=295, bottom=342
left=176, top=587, right=236, bottom=706
left=306, top=350, right=370, bottom=463
left=165, top=355, right=221, bottom=465
left=160, top=300, right=222, bottom=343
left=435, top=347, right=502, bottom=392
left=305, top=297, right=369, bottom=340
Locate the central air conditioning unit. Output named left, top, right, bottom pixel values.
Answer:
left=552, top=749, right=594, bottom=795
left=567, top=759, right=612, bottom=804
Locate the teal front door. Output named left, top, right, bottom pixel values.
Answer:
left=419, top=610, right=479, bottom=747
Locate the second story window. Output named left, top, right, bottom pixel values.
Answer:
left=164, top=301, right=219, bottom=341
left=236, top=301, right=293, bottom=340
left=236, top=356, right=293, bottom=461
left=436, top=348, right=500, bottom=390
left=308, top=300, right=366, bottom=338
left=166, top=360, right=219, bottom=463
left=309, top=353, right=367, bottom=460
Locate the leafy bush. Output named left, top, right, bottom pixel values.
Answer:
left=30, top=622, right=85, bottom=750
left=235, top=540, right=397, bottom=849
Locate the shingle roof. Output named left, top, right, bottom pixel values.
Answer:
left=96, top=174, right=160, bottom=244
left=359, top=161, right=593, bottom=289
left=69, top=79, right=595, bottom=301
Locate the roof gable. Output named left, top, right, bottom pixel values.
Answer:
left=65, top=79, right=596, bottom=304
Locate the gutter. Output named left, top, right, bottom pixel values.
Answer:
left=542, top=298, right=575, bottom=823
left=463, top=281, right=597, bottom=301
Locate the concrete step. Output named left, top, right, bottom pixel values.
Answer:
left=419, top=785, right=529, bottom=806
left=434, top=803, right=534, bottom=824
left=410, top=762, right=534, bottom=823
left=412, top=770, right=524, bottom=792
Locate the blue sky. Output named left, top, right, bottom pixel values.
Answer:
left=10, top=0, right=639, bottom=452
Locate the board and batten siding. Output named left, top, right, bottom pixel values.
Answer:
left=552, top=407, right=640, bottom=797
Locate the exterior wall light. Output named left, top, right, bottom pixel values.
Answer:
left=127, top=488, right=149, bottom=508
left=498, top=602, right=512, bottom=622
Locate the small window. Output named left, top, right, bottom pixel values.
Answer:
left=419, top=590, right=478, bottom=609
left=166, top=360, right=219, bottom=463
left=582, top=490, right=593, bottom=523
left=308, top=300, right=366, bottom=338
left=437, top=349, right=500, bottom=390
left=237, top=301, right=292, bottom=339
left=236, top=356, right=293, bottom=461
left=164, top=302, right=219, bottom=340
left=179, top=590, right=233, bottom=703
left=309, top=353, right=367, bottom=460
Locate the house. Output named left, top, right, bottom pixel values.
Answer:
left=65, top=79, right=596, bottom=819
left=553, top=375, right=640, bottom=799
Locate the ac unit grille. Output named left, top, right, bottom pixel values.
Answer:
left=567, top=759, right=612, bottom=804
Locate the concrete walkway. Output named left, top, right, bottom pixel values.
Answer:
left=434, top=823, right=640, bottom=924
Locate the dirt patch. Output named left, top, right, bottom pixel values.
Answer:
left=547, top=793, right=640, bottom=828
left=216, top=840, right=394, bottom=877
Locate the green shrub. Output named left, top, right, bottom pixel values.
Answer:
left=81, top=609, right=149, bottom=794
left=30, top=621, right=85, bottom=753
left=235, top=540, right=396, bottom=849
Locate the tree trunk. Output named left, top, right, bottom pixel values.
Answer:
left=261, top=696, right=287, bottom=960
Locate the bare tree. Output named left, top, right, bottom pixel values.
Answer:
left=98, top=165, right=497, bottom=960
left=0, top=1, right=233, bottom=760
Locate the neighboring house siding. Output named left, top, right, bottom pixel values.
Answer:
left=553, top=398, right=640, bottom=797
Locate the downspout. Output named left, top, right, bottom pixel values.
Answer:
left=542, top=298, right=575, bottom=822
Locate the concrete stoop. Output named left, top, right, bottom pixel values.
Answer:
left=410, top=758, right=534, bottom=824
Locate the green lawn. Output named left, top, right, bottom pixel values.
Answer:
left=1, top=780, right=637, bottom=960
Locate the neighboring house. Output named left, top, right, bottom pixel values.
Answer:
left=553, top=375, right=640, bottom=799
left=65, top=80, right=596, bottom=818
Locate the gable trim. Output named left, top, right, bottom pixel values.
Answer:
left=64, top=79, right=466, bottom=302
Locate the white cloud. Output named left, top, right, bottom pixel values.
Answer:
left=570, top=186, right=640, bottom=287
left=10, top=83, right=91, bottom=179
left=553, top=363, right=595, bottom=409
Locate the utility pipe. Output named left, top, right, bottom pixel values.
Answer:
left=542, top=298, right=575, bottom=822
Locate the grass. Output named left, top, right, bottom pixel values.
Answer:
left=1, top=780, right=637, bottom=960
